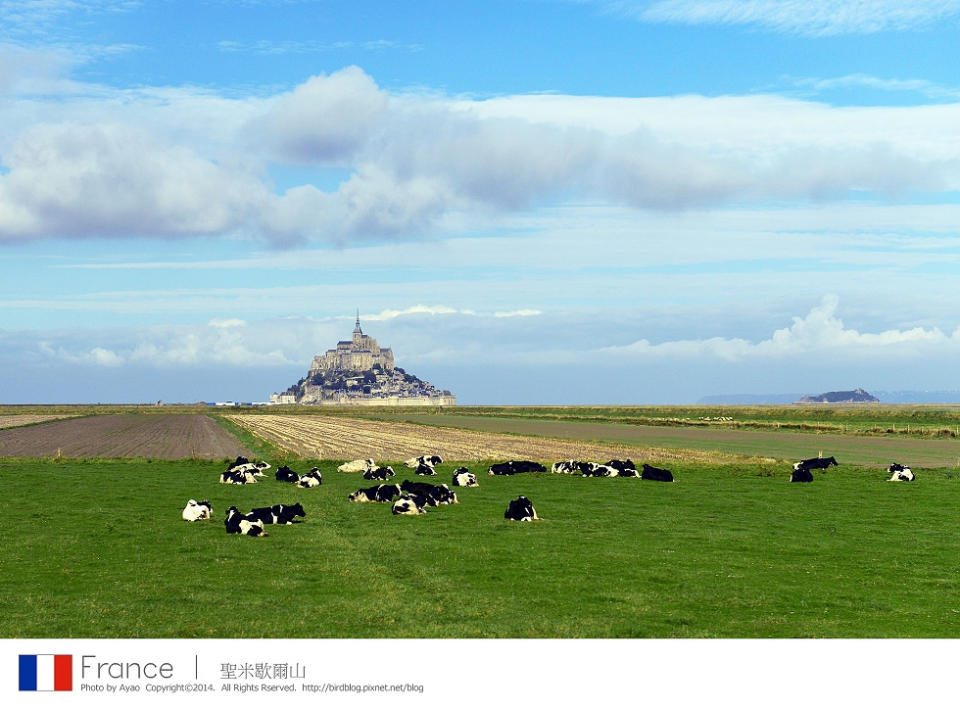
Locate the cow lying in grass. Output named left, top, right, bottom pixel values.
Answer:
left=404, top=455, right=443, bottom=468
left=224, top=506, right=268, bottom=537
left=363, top=465, right=396, bottom=481
left=605, top=459, right=640, bottom=477
left=413, top=462, right=437, bottom=476
left=392, top=494, right=428, bottom=515
left=504, top=495, right=538, bottom=522
left=349, top=483, right=402, bottom=503
left=246, top=503, right=306, bottom=525
left=226, top=457, right=271, bottom=477
left=489, top=460, right=547, bottom=475
left=452, top=467, right=478, bottom=487
left=400, top=480, right=458, bottom=505
left=298, top=468, right=322, bottom=488
left=579, top=462, right=619, bottom=477
left=338, top=458, right=376, bottom=473
left=182, top=499, right=212, bottom=521
left=641, top=464, right=674, bottom=482
left=275, top=465, right=300, bottom=483
left=220, top=469, right=257, bottom=484
left=888, top=463, right=915, bottom=482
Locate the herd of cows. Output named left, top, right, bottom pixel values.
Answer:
left=182, top=453, right=917, bottom=537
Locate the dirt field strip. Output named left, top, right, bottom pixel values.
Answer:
left=0, top=415, right=75, bottom=430
left=0, top=414, right=252, bottom=459
left=224, top=414, right=744, bottom=463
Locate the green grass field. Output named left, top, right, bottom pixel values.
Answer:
left=4, top=456, right=960, bottom=638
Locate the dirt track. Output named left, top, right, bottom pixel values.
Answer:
left=0, top=414, right=251, bottom=459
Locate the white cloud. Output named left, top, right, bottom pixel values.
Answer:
left=634, top=0, right=960, bottom=36
left=601, top=295, right=953, bottom=361
left=792, top=74, right=960, bottom=101
left=493, top=309, right=542, bottom=318
left=363, top=305, right=461, bottom=321
left=2, top=67, right=960, bottom=245
left=208, top=318, right=247, bottom=328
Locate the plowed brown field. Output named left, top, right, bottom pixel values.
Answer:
left=225, top=414, right=733, bottom=463
left=0, top=414, right=251, bottom=459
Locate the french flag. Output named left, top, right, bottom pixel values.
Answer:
left=19, top=654, right=73, bottom=692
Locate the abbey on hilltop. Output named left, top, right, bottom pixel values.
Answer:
left=271, top=312, right=456, bottom=406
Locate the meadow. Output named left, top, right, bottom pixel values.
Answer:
left=3, top=453, right=960, bottom=638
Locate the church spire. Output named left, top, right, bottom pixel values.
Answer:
left=353, top=308, right=362, bottom=335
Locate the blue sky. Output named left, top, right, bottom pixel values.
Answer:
left=3, top=0, right=960, bottom=404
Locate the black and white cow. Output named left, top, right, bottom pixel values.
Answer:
left=414, top=462, right=437, bottom=476
left=488, top=460, right=547, bottom=475
left=793, top=456, right=838, bottom=472
left=246, top=502, right=306, bottom=525
left=298, top=468, right=323, bottom=488
left=579, top=462, right=619, bottom=477
left=224, top=457, right=270, bottom=477
left=552, top=460, right=584, bottom=474
left=504, top=495, right=538, bottom=522
left=348, top=483, right=403, bottom=503
left=790, top=467, right=814, bottom=483
left=363, top=465, right=396, bottom=481
left=275, top=465, right=301, bottom=483
left=338, top=458, right=376, bottom=473
left=404, top=455, right=443, bottom=468
left=641, top=463, right=674, bottom=482
left=605, top=459, right=640, bottom=477
left=452, top=467, right=478, bottom=487
left=887, top=463, right=915, bottom=482
left=182, top=499, right=212, bottom=521
left=220, top=469, right=257, bottom=484
left=224, top=506, right=268, bottom=536
left=400, top=480, right=458, bottom=505
left=392, top=494, right=428, bottom=515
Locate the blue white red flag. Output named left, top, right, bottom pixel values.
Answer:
left=19, top=654, right=72, bottom=691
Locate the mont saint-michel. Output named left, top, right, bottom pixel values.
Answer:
left=271, top=314, right=456, bottom=406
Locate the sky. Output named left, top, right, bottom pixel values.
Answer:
left=2, top=0, right=960, bottom=404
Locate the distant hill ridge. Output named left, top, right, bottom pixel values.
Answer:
left=796, top=388, right=879, bottom=404
left=699, top=390, right=960, bottom=405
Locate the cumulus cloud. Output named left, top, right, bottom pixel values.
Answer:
left=602, top=295, right=953, bottom=361
left=634, top=0, right=960, bottom=36
left=0, top=122, right=268, bottom=240
left=2, top=66, right=960, bottom=244
left=248, top=66, right=388, bottom=164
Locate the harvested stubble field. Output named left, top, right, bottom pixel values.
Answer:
left=0, top=414, right=75, bottom=430
left=0, top=413, right=252, bottom=459
left=223, top=414, right=731, bottom=464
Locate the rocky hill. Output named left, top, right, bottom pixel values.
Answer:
left=282, top=364, right=453, bottom=404
left=272, top=315, right=455, bottom=405
left=795, top=388, right=879, bottom=404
